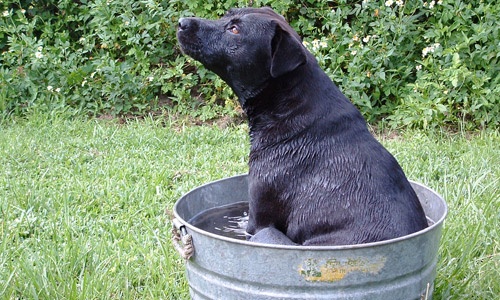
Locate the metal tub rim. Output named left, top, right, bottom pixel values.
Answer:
left=173, top=174, right=448, bottom=251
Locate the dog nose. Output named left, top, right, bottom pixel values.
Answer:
left=178, top=18, right=194, bottom=31
left=178, top=18, right=187, bottom=30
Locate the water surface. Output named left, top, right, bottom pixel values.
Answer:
left=188, top=201, right=250, bottom=240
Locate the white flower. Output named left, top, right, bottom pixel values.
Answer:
left=363, top=36, right=371, bottom=43
left=311, top=39, right=320, bottom=51
left=319, top=41, right=328, bottom=48
left=422, top=47, right=429, bottom=57
left=352, top=34, right=360, bottom=42
left=351, top=50, right=358, bottom=56
left=395, top=0, right=404, bottom=6
left=2, top=10, right=10, bottom=17
left=416, top=65, right=422, bottom=71
left=55, top=88, right=61, bottom=93
left=429, top=0, right=435, bottom=9
left=437, top=0, right=443, bottom=4
left=385, top=0, right=394, bottom=7
left=35, top=51, right=43, bottom=59
left=81, top=79, right=87, bottom=87
left=21, top=9, right=26, bottom=14
left=47, top=86, right=53, bottom=91
left=422, top=43, right=440, bottom=57
left=148, top=76, right=154, bottom=82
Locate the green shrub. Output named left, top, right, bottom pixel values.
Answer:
left=1, top=0, right=498, bottom=128
left=289, top=0, right=499, bottom=128
left=1, top=0, right=176, bottom=115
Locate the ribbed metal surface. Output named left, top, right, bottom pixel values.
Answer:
left=173, top=175, right=447, bottom=300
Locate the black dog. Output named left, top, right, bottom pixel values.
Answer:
left=177, top=7, right=428, bottom=246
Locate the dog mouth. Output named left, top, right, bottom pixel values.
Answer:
left=177, top=18, right=204, bottom=60
left=177, top=31, right=201, bottom=58
left=176, top=17, right=231, bottom=83
left=178, top=40, right=202, bottom=59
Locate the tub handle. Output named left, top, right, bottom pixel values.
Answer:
left=172, top=218, right=194, bottom=260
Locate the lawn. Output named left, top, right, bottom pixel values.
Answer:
left=0, top=113, right=498, bottom=299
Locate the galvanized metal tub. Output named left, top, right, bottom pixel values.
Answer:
left=172, top=174, right=447, bottom=300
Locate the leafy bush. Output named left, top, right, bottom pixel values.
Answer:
left=1, top=0, right=177, bottom=115
left=288, top=0, right=499, bottom=128
left=1, top=0, right=498, bottom=128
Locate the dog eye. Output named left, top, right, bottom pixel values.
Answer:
left=228, top=25, right=239, bottom=34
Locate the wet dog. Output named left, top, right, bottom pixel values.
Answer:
left=177, top=7, right=428, bottom=246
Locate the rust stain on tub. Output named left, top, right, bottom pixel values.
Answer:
left=299, top=256, right=387, bottom=282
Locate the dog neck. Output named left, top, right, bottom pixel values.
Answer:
left=241, top=64, right=307, bottom=117
left=242, top=59, right=364, bottom=148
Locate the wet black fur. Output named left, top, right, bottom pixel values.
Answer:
left=177, top=7, right=428, bottom=246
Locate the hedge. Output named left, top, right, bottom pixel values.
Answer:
left=1, top=0, right=498, bottom=129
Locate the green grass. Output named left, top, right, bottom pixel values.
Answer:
left=0, top=113, right=498, bottom=299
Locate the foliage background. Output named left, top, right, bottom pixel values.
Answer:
left=1, top=0, right=499, bottom=129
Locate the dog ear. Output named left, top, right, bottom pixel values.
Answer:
left=270, top=22, right=307, bottom=78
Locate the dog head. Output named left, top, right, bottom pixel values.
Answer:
left=177, top=7, right=307, bottom=101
